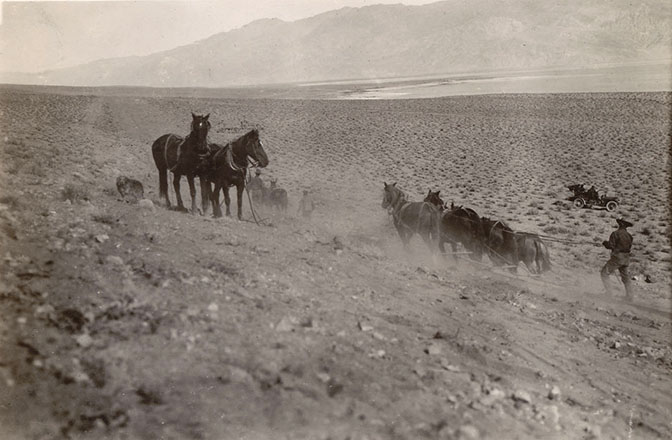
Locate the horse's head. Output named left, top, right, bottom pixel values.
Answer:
left=270, top=179, right=277, bottom=189
left=243, top=129, right=269, bottom=168
left=382, top=182, right=403, bottom=210
left=190, top=113, right=211, bottom=154
left=423, top=189, right=445, bottom=210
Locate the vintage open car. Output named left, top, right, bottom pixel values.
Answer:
left=566, top=184, right=619, bottom=212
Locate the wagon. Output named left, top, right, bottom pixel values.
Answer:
left=566, top=184, right=619, bottom=212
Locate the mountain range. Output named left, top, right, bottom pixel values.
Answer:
left=3, top=0, right=671, bottom=87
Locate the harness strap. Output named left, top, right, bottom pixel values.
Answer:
left=226, top=145, right=244, bottom=173
left=167, top=135, right=187, bottom=173
left=489, top=220, right=502, bottom=240
left=163, top=134, right=172, bottom=171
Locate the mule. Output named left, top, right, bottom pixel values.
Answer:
left=200, top=129, right=269, bottom=219
left=424, top=191, right=484, bottom=262
left=151, top=113, right=211, bottom=213
left=382, top=183, right=441, bottom=253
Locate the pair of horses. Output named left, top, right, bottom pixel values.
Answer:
left=151, top=113, right=269, bottom=219
left=382, top=183, right=551, bottom=274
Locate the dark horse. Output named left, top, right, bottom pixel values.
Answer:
left=479, top=218, right=551, bottom=274
left=382, top=183, right=441, bottom=253
left=424, top=191, right=484, bottom=262
left=199, top=129, right=269, bottom=219
left=479, top=217, right=518, bottom=270
left=151, top=113, right=211, bottom=213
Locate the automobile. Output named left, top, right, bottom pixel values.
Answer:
left=566, top=184, right=619, bottom=212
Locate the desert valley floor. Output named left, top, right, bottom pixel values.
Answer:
left=0, top=88, right=670, bottom=439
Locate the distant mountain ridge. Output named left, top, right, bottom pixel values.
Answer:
left=3, top=0, right=671, bottom=87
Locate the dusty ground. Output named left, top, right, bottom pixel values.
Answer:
left=0, top=88, right=670, bottom=440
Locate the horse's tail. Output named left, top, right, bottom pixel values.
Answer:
left=434, top=208, right=442, bottom=246
left=421, top=203, right=442, bottom=253
left=535, top=238, right=551, bottom=273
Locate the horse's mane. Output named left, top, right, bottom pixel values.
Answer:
left=227, top=129, right=259, bottom=149
left=389, top=185, right=407, bottom=201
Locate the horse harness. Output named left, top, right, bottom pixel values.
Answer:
left=223, top=143, right=245, bottom=174
left=488, top=220, right=504, bottom=242
left=164, top=134, right=187, bottom=173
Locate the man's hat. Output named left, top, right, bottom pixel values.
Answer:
left=616, top=218, right=633, bottom=228
left=255, top=169, right=262, bottom=175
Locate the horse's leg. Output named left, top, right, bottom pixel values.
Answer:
left=522, top=254, right=534, bottom=274
left=533, top=243, right=542, bottom=273
left=401, top=231, right=411, bottom=250
left=451, top=241, right=459, bottom=264
left=173, top=173, right=186, bottom=212
left=526, top=244, right=538, bottom=274
left=437, top=235, right=447, bottom=256
left=212, top=182, right=223, bottom=218
left=533, top=247, right=542, bottom=274
left=152, top=139, right=170, bottom=208
left=472, top=238, right=483, bottom=261
left=236, top=184, right=244, bottom=220
left=508, top=257, right=519, bottom=273
left=420, top=231, right=432, bottom=251
left=200, top=177, right=210, bottom=216
left=159, top=167, right=171, bottom=208
left=187, top=175, right=198, bottom=214
left=223, top=186, right=232, bottom=217
left=395, top=224, right=410, bottom=250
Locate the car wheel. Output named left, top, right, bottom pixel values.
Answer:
left=606, top=201, right=618, bottom=212
left=574, top=198, right=585, bottom=208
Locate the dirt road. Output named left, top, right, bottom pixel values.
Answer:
left=0, top=88, right=670, bottom=439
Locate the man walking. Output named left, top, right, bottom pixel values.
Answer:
left=601, top=218, right=634, bottom=301
left=297, top=190, right=315, bottom=219
left=248, top=169, right=265, bottom=205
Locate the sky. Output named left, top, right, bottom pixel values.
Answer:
left=0, top=0, right=439, bottom=73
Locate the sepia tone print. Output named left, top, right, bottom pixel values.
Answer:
left=0, top=1, right=670, bottom=439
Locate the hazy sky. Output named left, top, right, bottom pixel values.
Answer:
left=0, top=0, right=438, bottom=73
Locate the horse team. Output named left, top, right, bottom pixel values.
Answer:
left=382, top=182, right=551, bottom=274
left=150, top=113, right=549, bottom=275
left=151, top=113, right=269, bottom=219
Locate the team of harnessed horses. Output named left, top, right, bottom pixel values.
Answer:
left=151, top=113, right=269, bottom=220
left=149, top=113, right=551, bottom=274
left=382, top=182, right=551, bottom=274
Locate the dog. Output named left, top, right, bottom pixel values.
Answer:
left=116, top=176, right=144, bottom=203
